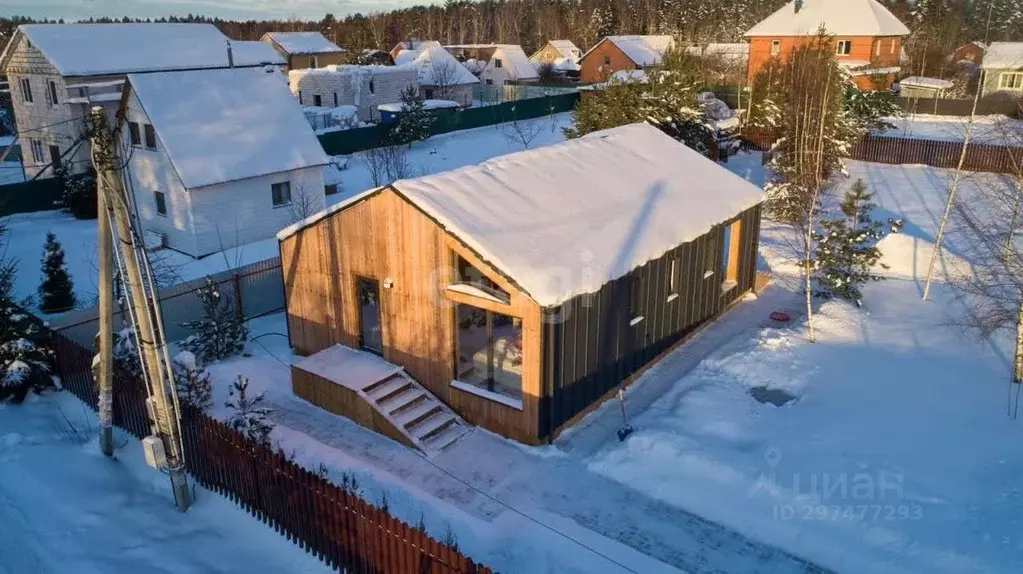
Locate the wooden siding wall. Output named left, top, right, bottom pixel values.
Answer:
left=280, top=188, right=545, bottom=444
left=540, top=203, right=762, bottom=436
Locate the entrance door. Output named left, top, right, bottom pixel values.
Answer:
left=49, top=145, right=61, bottom=171
left=356, top=277, right=383, bottom=354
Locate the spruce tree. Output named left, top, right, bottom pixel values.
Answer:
left=54, top=166, right=97, bottom=220
left=180, top=277, right=248, bottom=364
left=38, top=232, right=76, bottom=314
left=812, top=180, right=892, bottom=306
left=172, top=351, right=212, bottom=411
left=0, top=227, right=53, bottom=403
left=225, top=375, right=274, bottom=446
left=391, top=85, right=433, bottom=148
left=113, top=326, right=143, bottom=380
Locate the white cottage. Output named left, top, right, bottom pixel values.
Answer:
left=445, top=44, right=539, bottom=86
left=119, top=67, right=329, bottom=258
left=289, top=64, right=419, bottom=122
left=394, top=46, right=479, bottom=106
left=0, top=23, right=286, bottom=180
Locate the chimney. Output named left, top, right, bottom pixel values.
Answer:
left=226, top=40, right=234, bottom=68
left=794, top=0, right=804, bottom=13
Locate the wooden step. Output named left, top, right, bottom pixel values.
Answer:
left=377, top=387, right=422, bottom=413
left=411, top=411, right=456, bottom=442
left=421, top=423, right=468, bottom=453
left=395, top=400, right=442, bottom=429
left=366, top=375, right=412, bottom=403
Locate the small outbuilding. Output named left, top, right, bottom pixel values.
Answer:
left=898, top=76, right=955, bottom=99
left=261, top=31, right=345, bottom=71
left=278, top=123, right=764, bottom=446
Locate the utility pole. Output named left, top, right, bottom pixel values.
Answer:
left=90, top=107, right=191, bottom=511
left=96, top=157, right=114, bottom=457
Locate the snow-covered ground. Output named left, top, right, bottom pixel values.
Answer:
left=0, top=392, right=330, bottom=574
left=195, top=153, right=1023, bottom=573
left=3, top=113, right=573, bottom=313
left=881, top=113, right=1023, bottom=145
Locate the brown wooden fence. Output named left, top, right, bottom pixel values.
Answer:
left=52, top=331, right=494, bottom=574
left=740, top=127, right=1023, bottom=177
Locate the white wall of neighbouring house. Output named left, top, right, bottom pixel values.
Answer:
left=188, top=165, right=326, bottom=258
left=121, top=86, right=199, bottom=257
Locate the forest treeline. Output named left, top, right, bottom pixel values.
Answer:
left=2, top=0, right=1021, bottom=76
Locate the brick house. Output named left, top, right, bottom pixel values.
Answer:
left=0, top=23, right=283, bottom=180
left=578, top=36, right=674, bottom=84
left=744, top=0, right=910, bottom=91
left=288, top=65, right=419, bottom=122
left=261, top=32, right=345, bottom=71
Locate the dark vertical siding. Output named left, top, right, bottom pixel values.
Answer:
left=542, top=203, right=762, bottom=435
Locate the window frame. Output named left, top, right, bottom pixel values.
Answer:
left=494, top=58, right=503, bottom=69
left=313, top=94, right=322, bottom=107
left=30, top=139, right=44, bottom=164
left=836, top=40, right=852, bottom=56
left=333, top=92, right=338, bottom=107
left=154, top=190, right=168, bottom=216
left=143, top=124, right=157, bottom=150
left=720, top=219, right=742, bottom=290
left=271, top=181, right=292, bottom=207
left=770, top=40, right=781, bottom=57
left=999, top=72, right=1023, bottom=90
left=874, top=40, right=881, bottom=57
left=19, top=77, right=33, bottom=104
left=890, top=38, right=896, bottom=55
left=128, top=121, right=141, bottom=147
left=452, top=301, right=523, bottom=404
left=324, top=183, right=338, bottom=196
left=48, top=79, right=59, bottom=106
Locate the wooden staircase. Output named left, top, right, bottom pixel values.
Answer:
left=291, top=345, right=470, bottom=456
left=361, top=370, right=470, bottom=454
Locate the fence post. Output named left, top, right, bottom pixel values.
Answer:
left=232, top=272, right=243, bottom=320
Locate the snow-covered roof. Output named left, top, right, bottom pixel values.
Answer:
left=492, top=45, right=539, bottom=80
left=230, top=41, right=286, bottom=66
left=744, top=0, right=910, bottom=37
left=263, top=32, right=343, bottom=55
left=584, top=36, right=674, bottom=67
left=684, top=43, right=750, bottom=63
left=394, top=123, right=762, bottom=306
left=552, top=58, right=581, bottom=72
left=290, top=63, right=415, bottom=80
left=899, top=76, right=954, bottom=90
left=9, top=23, right=263, bottom=77
left=127, top=67, right=329, bottom=190
left=543, top=40, right=582, bottom=61
left=981, top=42, right=1023, bottom=69
left=396, top=47, right=479, bottom=87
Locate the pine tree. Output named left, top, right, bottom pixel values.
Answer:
left=0, top=228, right=53, bottom=403
left=113, top=326, right=143, bottom=380
left=180, top=277, right=248, bottom=364
left=172, top=350, right=212, bottom=411
left=391, top=85, right=434, bottom=148
left=54, top=165, right=97, bottom=220
left=225, top=375, right=274, bottom=446
left=812, top=180, right=892, bottom=306
left=38, top=232, right=76, bottom=314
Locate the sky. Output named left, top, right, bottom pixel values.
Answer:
left=3, top=0, right=418, bottom=21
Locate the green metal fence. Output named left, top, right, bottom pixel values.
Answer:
left=0, top=175, right=65, bottom=216
left=318, top=92, right=580, bottom=156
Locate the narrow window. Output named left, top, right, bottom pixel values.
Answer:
left=324, top=183, right=338, bottom=196
left=154, top=191, right=167, bottom=216
left=874, top=40, right=880, bottom=57
left=313, top=94, right=322, bottom=107
left=48, top=80, right=59, bottom=105
left=311, top=55, right=319, bottom=68
left=298, top=90, right=303, bottom=105
left=494, top=58, right=503, bottom=68
left=143, top=124, right=157, bottom=150
left=836, top=40, right=852, bottom=56
left=603, top=56, right=611, bottom=66
left=333, top=92, right=338, bottom=107
left=271, top=181, right=292, bottom=206
left=30, top=140, right=43, bottom=163
left=486, top=79, right=494, bottom=85
left=369, top=79, right=375, bottom=94
left=721, top=219, right=742, bottom=288
left=455, top=303, right=523, bottom=401
left=890, top=39, right=896, bottom=55
left=703, top=232, right=717, bottom=278
left=128, top=121, right=141, bottom=146
left=19, top=77, right=32, bottom=103
left=667, top=257, right=679, bottom=301
left=770, top=40, right=781, bottom=56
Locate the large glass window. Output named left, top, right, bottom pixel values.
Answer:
left=455, top=304, right=523, bottom=401
left=455, top=254, right=509, bottom=303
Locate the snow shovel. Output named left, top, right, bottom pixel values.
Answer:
left=616, top=388, right=634, bottom=441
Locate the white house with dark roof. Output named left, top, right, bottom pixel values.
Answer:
left=0, top=23, right=282, bottom=179
left=261, top=31, right=345, bottom=71
left=119, top=66, right=329, bottom=258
